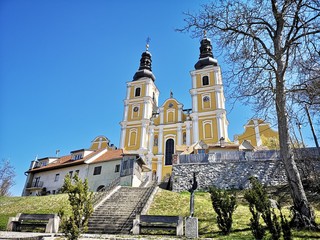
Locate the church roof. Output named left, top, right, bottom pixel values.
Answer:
left=194, top=35, right=218, bottom=69
left=133, top=44, right=155, bottom=81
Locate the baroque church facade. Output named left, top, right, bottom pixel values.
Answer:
left=22, top=35, right=279, bottom=196
left=119, top=36, right=230, bottom=182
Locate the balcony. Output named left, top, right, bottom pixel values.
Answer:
left=26, top=181, right=44, bottom=189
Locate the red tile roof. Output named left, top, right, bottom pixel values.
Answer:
left=91, top=149, right=123, bottom=163
left=27, top=148, right=107, bottom=173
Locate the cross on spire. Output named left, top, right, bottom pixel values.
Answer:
left=146, top=37, right=151, bottom=51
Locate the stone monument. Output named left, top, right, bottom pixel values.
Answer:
left=185, top=172, right=199, bottom=238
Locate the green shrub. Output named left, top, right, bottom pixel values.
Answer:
left=59, top=174, right=93, bottom=240
left=209, top=187, right=237, bottom=235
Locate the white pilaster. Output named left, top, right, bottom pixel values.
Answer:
left=216, top=114, right=224, bottom=141
left=143, top=100, right=148, bottom=119
left=215, top=88, right=222, bottom=109
left=192, top=115, right=199, bottom=143
left=159, top=108, right=164, bottom=124
left=158, top=126, right=164, bottom=154
left=254, top=119, right=262, bottom=146
left=156, top=155, right=163, bottom=182
left=148, top=126, right=154, bottom=153
left=177, top=124, right=182, bottom=145
left=126, top=84, right=131, bottom=99
left=214, top=70, right=220, bottom=85
left=186, top=121, right=192, bottom=146
left=119, top=122, right=126, bottom=149
left=123, top=103, right=129, bottom=121
left=178, top=104, right=183, bottom=122
left=190, top=89, right=198, bottom=112
left=140, top=121, right=148, bottom=149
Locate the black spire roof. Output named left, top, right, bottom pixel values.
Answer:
left=133, top=45, right=155, bottom=81
left=194, top=34, right=218, bottom=69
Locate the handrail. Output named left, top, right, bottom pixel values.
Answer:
left=120, top=179, right=158, bottom=232
left=92, top=177, right=120, bottom=208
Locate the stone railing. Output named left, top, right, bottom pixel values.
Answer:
left=176, top=148, right=320, bottom=164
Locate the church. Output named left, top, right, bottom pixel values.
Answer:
left=119, top=34, right=278, bottom=182
left=22, top=35, right=279, bottom=196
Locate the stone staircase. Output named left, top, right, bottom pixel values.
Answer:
left=87, top=186, right=150, bottom=234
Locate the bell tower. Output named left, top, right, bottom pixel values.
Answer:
left=190, top=33, right=229, bottom=144
left=119, top=44, right=159, bottom=154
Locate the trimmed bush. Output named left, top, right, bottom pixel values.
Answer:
left=209, top=187, right=237, bottom=235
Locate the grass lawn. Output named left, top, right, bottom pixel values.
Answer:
left=0, top=194, right=69, bottom=231
left=0, top=187, right=319, bottom=239
left=148, top=188, right=320, bottom=239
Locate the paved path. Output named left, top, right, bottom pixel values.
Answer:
left=0, top=231, right=189, bottom=239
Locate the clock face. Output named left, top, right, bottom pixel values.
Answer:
left=133, top=106, right=139, bottom=112
left=203, top=96, right=210, bottom=102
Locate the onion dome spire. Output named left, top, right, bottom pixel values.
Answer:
left=195, top=30, right=218, bottom=69
left=133, top=39, right=155, bottom=81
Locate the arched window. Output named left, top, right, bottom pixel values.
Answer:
left=165, top=139, right=174, bottom=165
left=96, top=185, right=105, bottom=192
left=202, top=76, right=209, bottom=86
left=135, top=87, right=141, bottom=97
left=183, top=132, right=186, bottom=144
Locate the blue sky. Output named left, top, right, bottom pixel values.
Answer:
left=0, top=0, right=316, bottom=196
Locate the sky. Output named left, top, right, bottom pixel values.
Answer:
left=0, top=0, right=317, bottom=196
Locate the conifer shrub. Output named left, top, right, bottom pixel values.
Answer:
left=245, top=177, right=292, bottom=240
left=209, top=187, right=237, bottom=235
left=59, top=174, right=93, bottom=240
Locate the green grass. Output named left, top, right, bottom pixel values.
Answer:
left=148, top=189, right=320, bottom=239
left=0, top=188, right=319, bottom=239
left=0, top=194, right=69, bottom=231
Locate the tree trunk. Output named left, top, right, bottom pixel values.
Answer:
left=275, top=72, right=316, bottom=229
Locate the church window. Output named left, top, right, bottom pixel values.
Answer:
left=165, top=139, right=174, bottom=165
left=154, top=135, right=158, bottom=146
left=129, top=129, right=137, bottom=146
left=203, top=120, right=213, bottom=139
left=135, top=87, right=141, bottom=97
left=202, top=76, right=209, bottom=86
left=168, top=103, right=174, bottom=108
left=93, top=166, right=102, bottom=175
left=167, top=109, right=175, bottom=122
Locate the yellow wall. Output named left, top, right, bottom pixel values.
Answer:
left=129, top=84, right=146, bottom=99
left=124, top=127, right=141, bottom=150
left=197, top=92, right=216, bottom=112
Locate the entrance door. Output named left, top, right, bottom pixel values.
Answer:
left=165, top=139, right=174, bottom=165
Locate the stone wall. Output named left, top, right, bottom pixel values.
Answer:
left=172, top=148, right=320, bottom=192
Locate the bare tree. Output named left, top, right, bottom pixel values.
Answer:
left=178, top=0, right=320, bottom=228
left=0, top=159, right=15, bottom=196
